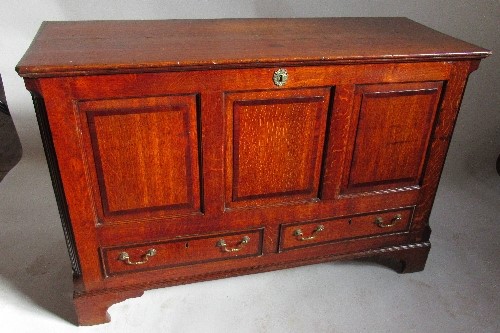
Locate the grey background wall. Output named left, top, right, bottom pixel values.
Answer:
left=1, top=0, right=498, bottom=183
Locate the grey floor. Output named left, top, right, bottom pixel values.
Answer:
left=0, top=109, right=499, bottom=333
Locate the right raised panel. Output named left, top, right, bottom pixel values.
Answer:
left=341, top=81, right=443, bottom=195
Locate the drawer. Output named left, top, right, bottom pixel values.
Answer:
left=279, top=208, right=413, bottom=252
left=101, top=228, right=263, bottom=276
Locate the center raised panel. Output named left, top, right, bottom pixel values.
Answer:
left=224, top=88, right=331, bottom=209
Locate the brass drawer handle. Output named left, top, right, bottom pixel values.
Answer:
left=293, top=225, right=325, bottom=241
left=375, top=214, right=402, bottom=228
left=118, top=248, right=157, bottom=265
left=217, top=236, right=250, bottom=252
left=273, top=68, right=288, bottom=86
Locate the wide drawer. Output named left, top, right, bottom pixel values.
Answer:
left=279, top=207, right=413, bottom=252
left=101, top=228, right=263, bottom=276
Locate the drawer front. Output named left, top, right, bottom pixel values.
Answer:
left=279, top=208, right=413, bottom=252
left=101, top=228, right=263, bottom=276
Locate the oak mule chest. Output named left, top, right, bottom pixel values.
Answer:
left=17, top=18, right=490, bottom=325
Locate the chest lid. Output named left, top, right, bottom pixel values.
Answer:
left=16, top=17, right=490, bottom=78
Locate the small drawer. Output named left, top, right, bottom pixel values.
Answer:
left=279, top=208, right=413, bottom=252
left=101, top=228, right=263, bottom=276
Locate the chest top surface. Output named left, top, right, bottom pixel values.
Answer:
left=16, top=17, right=490, bottom=78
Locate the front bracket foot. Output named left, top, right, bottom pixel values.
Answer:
left=366, top=242, right=431, bottom=274
left=73, top=288, right=144, bottom=326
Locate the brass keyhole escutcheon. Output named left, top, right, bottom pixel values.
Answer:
left=273, top=68, right=288, bottom=86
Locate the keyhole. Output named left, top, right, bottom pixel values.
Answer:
left=185, top=242, right=189, bottom=248
left=273, top=69, right=288, bottom=86
left=348, top=219, right=352, bottom=225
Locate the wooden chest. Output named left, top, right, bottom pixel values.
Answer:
left=16, top=18, right=490, bottom=325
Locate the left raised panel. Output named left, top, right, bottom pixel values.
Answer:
left=78, top=94, right=202, bottom=223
